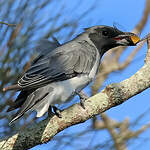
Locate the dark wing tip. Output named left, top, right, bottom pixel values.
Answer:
left=9, top=112, right=24, bottom=125
left=7, top=107, right=15, bottom=112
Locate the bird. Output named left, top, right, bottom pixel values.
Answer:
left=3, top=25, right=140, bottom=124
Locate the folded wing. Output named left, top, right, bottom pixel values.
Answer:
left=18, top=41, right=97, bottom=89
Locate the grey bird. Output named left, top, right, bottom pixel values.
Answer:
left=3, top=25, right=140, bottom=124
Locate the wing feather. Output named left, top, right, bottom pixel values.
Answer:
left=18, top=41, right=97, bottom=89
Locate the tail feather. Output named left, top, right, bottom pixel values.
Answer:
left=9, top=90, right=49, bottom=125
left=9, top=93, right=35, bottom=125
left=9, top=112, right=25, bottom=125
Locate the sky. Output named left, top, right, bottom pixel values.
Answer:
left=25, top=0, right=150, bottom=149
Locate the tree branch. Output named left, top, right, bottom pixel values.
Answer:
left=145, top=35, right=150, bottom=63
left=0, top=21, right=16, bottom=26
left=0, top=49, right=150, bottom=149
left=101, top=114, right=127, bottom=150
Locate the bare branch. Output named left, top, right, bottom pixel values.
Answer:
left=3, top=84, right=21, bottom=92
left=145, top=35, right=150, bottom=63
left=1, top=52, right=150, bottom=149
left=0, top=21, right=16, bottom=27
left=93, top=116, right=122, bottom=129
left=133, top=0, right=150, bottom=34
left=125, top=123, right=150, bottom=139
left=101, top=114, right=127, bottom=150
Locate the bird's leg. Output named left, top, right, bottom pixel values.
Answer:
left=52, top=106, right=62, bottom=118
left=48, top=106, right=54, bottom=118
left=75, top=91, right=89, bottom=109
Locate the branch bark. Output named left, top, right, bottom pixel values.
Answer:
left=0, top=21, right=16, bottom=26
left=1, top=47, right=150, bottom=149
left=145, top=35, right=150, bottom=63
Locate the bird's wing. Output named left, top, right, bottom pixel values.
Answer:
left=18, top=41, right=97, bottom=89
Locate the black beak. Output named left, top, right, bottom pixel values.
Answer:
left=114, top=32, right=140, bottom=46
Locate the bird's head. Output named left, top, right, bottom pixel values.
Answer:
left=85, top=25, right=140, bottom=56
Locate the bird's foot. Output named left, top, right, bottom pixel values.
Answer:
left=48, top=106, right=54, bottom=118
left=52, top=106, right=62, bottom=118
left=76, top=91, right=89, bottom=109
left=48, top=106, right=62, bottom=118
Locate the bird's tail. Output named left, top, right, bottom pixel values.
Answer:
left=7, top=90, right=33, bottom=125
left=9, top=89, right=50, bottom=125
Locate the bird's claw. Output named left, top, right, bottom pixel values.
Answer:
left=48, top=106, right=54, bottom=118
left=80, top=98, right=86, bottom=109
left=52, top=106, right=62, bottom=118
left=48, top=106, right=62, bottom=118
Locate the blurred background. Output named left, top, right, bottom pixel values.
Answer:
left=0, top=0, right=150, bottom=150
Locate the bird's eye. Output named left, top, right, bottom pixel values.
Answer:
left=102, top=30, right=109, bottom=36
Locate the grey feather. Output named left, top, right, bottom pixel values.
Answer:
left=9, top=87, right=53, bottom=124
left=35, top=38, right=61, bottom=54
